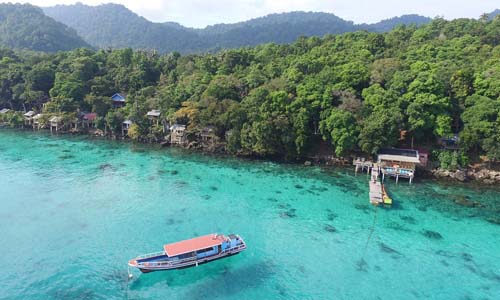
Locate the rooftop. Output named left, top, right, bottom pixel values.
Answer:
left=164, top=234, right=227, bottom=257
left=170, top=124, right=186, bottom=131
left=24, top=111, right=36, bottom=117
left=111, top=93, right=126, bottom=102
left=147, top=110, right=161, bottom=117
left=50, top=116, right=62, bottom=122
left=378, top=148, right=420, bottom=164
left=0, top=108, right=10, bottom=114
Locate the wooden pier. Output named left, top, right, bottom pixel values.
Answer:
left=354, top=158, right=373, bottom=174
left=369, top=166, right=383, bottom=205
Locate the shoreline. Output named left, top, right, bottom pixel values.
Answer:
left=2, top=127, right=499, bottom=186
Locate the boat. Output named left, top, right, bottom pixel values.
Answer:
left=128, top=233, right=246, bottom=273
left=382, top=184, right=392, bottom=205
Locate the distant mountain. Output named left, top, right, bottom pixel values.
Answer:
left=0, top=3, right=89, bottom=52
left=367, top=14, right=432, bottom=32
left=43, top=3, right=432, bottom=53
left=488, top=9, right=500, bottom=19
left=42, top=3, right=207, bottom=53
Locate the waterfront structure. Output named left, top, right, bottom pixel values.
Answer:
left=377, top=148, right=420, bottom=184
left=111, top=93, right=126, bottom=108
left=122, top=120, right=133, bottom=136
left=49, top=116, right=63, bottom=132
left=83, top=113, right=97, bottom=128
left=170, top=124, right=187, bottom=145
left=128, top=233, right=246, bottom=273
left=147, top=110, right=161, bottom=127
left=0, top=108, right=10, bottom=114
left=200, top=126, right=216, bottom=145
left=24, top=111, right=36, bottom=126
left=33, top=114, right=44, bottom=130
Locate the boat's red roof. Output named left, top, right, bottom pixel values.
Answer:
left=164, top=234, right=226, bottom=257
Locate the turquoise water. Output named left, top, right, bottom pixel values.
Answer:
left=0, top=130, right=499, bottom=300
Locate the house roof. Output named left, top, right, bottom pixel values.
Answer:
left=111, top=93, right=126, bottom=102
left=24, top=111, right=36, bottom=117
left=84, top=113, right=97, bottom=121
left=123, top=120, right=133, bottom=125
left=378, top=154, right=421, bottom=164
left=147, top=110, right=161, bottom=117
left=33, top=114, right=43, bottom=120
left=170, top=124, right=186, bottom=131
left=378, top=148, right=420, bottom=164
left=49, top=116, right=62, bottom=123
left=164, top=234, right=227, bottom=257
left=0, top=108, right=10, bottom=114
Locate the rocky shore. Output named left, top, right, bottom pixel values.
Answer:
left=431, top=167, right=500, bottom=184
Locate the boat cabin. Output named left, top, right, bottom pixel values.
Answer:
left=377, top=148, right=420, bottom=184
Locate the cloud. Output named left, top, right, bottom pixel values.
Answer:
left=3, top=0, right=498, bottom=27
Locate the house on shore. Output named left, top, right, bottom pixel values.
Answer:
left=0, top=108, right=10, bottom=114
left=83, top=113, right=98, bottom=128
left=147, top=110, right=161, bottom=126
left=24, top=111, right=36, bottom=126
left=33, top=114, right=44, bottom=130
left=200, top=126, right=217, bottom=146
left=111, top=93, right=126, bottom=108
left=170, top=124, right=187, bottom=145
left=122, top=120, right=133, bottom=136
left=49, top=116, right=63, bottom=132
left=377, top=148, right=420, bottom=184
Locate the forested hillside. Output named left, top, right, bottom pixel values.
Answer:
left=0, top=3, right=89, bottom=52
left=1, top=17, right=500, bottom=164
left=43, top=3, right=431, bottom=53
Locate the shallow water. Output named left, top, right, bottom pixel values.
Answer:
left=0, top=130, right=499, bottom=300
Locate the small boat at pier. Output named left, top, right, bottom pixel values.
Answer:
left=128, top=233, right=246, bottom=273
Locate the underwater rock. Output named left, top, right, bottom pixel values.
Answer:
left=422, top=230, right=443, bottom=240
left=171, top=170, right=179, bottom=175
left=356, top=258, right=368, bottom=272
left=280, top=209, right=297, bottom=218
left=379, top=242, right=401, bottom=255
left=99, top=163, right=113, bottom=170
left=203, top=195, right=211, bottom=200
left=294, top=184, right=304, bottom=189
left=400, top=215, right=417, bottom=224
left=324, top=224, right=337, bottom=233
left=210, top=186, right=218, bottom=191
left=327, top=212, right=338, bottom=221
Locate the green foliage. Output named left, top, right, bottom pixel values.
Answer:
left=1, top=16, right=500, bottom=163
left=0, top=3, right=89, bottom=52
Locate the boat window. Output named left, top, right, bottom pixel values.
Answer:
left=197, top=247, right=214, bottom=253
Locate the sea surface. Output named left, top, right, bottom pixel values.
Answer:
left=0, top=130, right=499, bottom=300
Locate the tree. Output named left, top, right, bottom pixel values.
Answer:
left=320, top=108, right=359, bottom=156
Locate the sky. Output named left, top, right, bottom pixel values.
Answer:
left=4, top=0, right=499, bottom=28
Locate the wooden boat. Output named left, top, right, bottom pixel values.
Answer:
left=382, top=184, right=392, bottom=205
left=128, top=233, right=246, bottom=273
